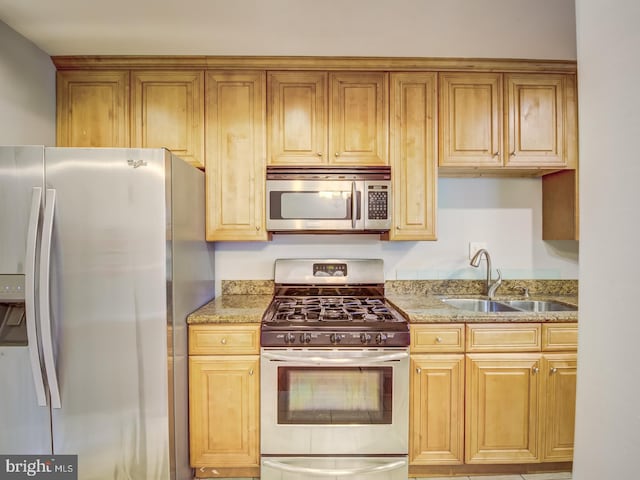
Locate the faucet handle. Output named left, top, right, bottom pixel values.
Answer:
left=511, top=282, right=530, bottom=297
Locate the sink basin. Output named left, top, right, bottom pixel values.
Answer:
left=441, top=298, right=520, bottom=312
left=499, top=300, right=577, bottom=312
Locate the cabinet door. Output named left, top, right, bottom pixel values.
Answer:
left=439, top=73, right=502, bottom=167
left=505, top=74, right=567, bottom=168
left=410, top=354, right=464, bottom=465
left=541, top=353, right=577, bottom=462
left=205, top=71, right=267, bottom=241
left=189, top=356, right=259, bottom=468
left=268, top=71, right=327, bottom=164
left=131, top=71, right=204, bottom=168
left=465, top=353, right=541, bottom=463
left=56, top=70, right=129, bottom=147
left=329, top=72, right=389, bottom=165
left=389, top=73, right=437, bottom=240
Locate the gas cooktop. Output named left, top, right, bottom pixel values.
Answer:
left=260, top=259, right=409, bottom=347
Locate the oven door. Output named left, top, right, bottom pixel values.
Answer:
left=260, top=348, right=409, bottom=455
left=266, top=180, right=364, bottom=231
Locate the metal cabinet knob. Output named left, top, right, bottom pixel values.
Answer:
left=532, top=366, right=539, bottom=374
left=550, top=367, right=558, bottom=374
left=249, top=368, right=254, bottom=376
left=256, top=225, right=260, bottom=231
left=435, top=336, right=443, bottom=344
left=220, top=338, right=227, bottom=345
left=317, top=152, right=323, bottom=157
left=335, top=152, right=340, bottom=157
left=416, top=367, right=422, bottom=374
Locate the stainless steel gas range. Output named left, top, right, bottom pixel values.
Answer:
left=260, top=259, right=410, bottom=480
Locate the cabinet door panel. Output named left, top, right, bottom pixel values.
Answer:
left=132, top=71, right=204, bottom=168
left=390, top=73, right=437, bottom=240
left=189, top=356, right=259, bottom=467
left=268, top=72, right=327, bottom=164
left=330, top=72, right=388, bottom=165
left=541, top=354, right=576, bottom=462
left=206, top=71, right=267, bottom=241
left=506, top=74, right=566, bottom=167
left=465, top=354, right=541, bottom=463
left=56, top=70, right=129, bottom=147
left=439, top=73, right=502, bottom=167
left=410, top=355, right=464, bottom=465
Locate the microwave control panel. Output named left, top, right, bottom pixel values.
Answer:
left=367, top=185, right=389, bottom=220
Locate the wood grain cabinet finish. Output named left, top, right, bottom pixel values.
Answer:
left=410, top=354, right=465, bottom=465
left=188, top=324, right=260, bottom=476
left=390, top=73, right=438, bottom=240
left=267, top=71, right=327, bottom=164
left=205, top=71, right=267, bottom=241
left=439, top=72, right=578, bottom=173
left=131, top=70, right=205, bottom=169
left=439, top=73, right=503, bottom=168
left=540, top=353, right=577, bottom=462
left=268, top=71, right=388, bottom=165
left=465, top=353, right=541, bottom=464
left=56, top=70, right=130, bottom=148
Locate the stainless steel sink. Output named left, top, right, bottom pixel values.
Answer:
left=441, top=298, right=520, bottom=312
left=499, top=300, right=577, bottom=312
left=441, top=297, right=577, bottom=312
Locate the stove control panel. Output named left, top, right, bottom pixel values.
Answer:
left=313, top=263, right=347, bottom=277
left=261, top=329, right=410, bottom=347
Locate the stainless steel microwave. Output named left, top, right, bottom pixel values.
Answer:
left=266, top=166, right=392, bottom=233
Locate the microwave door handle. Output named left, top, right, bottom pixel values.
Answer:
left=261, top=351, right=408, bottom=364
left=262, top=458, right=407, bottom=476
left=39, top=189, right=62, bottom=409
left=25, top=187, right=48, bottom=407
left=351, top=181, right=357, bottom=228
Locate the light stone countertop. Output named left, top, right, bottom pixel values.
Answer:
left=186, top=280, right=579, bottom=325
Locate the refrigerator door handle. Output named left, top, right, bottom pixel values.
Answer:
left=25, top=186, right=48, bottom=407
left=39, top=188, right=61, bottom=409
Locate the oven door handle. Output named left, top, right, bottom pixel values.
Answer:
left=262, top=458, right=407, bottom=476
left=261, top=351, right=408, bottom=365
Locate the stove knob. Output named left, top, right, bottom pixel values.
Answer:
left=284, top=333, right=296, bottom=344
left=330, top=333, right=341, bottom=344
left=300, top=333, right=312, bottom=344
left=375, top=333, right=388, bottom=344
left=360, top=333, right=372, bottom=344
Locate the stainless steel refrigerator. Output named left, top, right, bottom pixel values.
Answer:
left=0, top=146, right=215, bottom=479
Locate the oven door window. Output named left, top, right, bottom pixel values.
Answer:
left=277, top=366, right=392, bottom=425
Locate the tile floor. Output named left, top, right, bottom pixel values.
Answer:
left=209, top=474, right=572, bottom=480
left=415, top=474, right=572, bottom=480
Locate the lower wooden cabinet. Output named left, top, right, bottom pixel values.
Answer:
left=410, top=354, right=465, bottom=464
left=465, top=353, right=541, bottom=463
left=188, top=324, right=260, bottom=477
left=410, top=322, right=577, bottom=471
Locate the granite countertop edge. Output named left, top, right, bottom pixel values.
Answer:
left=187, top=293, right=578, bottom=325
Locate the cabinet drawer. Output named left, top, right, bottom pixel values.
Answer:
left=542, top=323, right=578, bottom=351
left=411, top=324, right=465, bottom=353
left=189, top=324, right=260, bottom=355
left=466, top=323, right=541, bottom=352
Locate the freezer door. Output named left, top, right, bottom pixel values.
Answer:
left=0, top=146, right=44, bottom=274
left=0, top=346, right=52, bottom=453
left=43, top=148, right=172, bottom=479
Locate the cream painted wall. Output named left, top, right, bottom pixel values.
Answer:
left=212, top=0, right=579, bottom=296
left=572, top=1, right=640, bottom=478
left=0, top=21, right=55, bottom=145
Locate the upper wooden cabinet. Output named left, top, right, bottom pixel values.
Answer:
left=131, top=71, right=205, bottom=169
left=56, top=70, right=130, bottom=147
left=267, top=71, right=388, bottom=165
left=439, top=73, right=503, bottom=168
left=439, top=72, right=577, bottom=174
left=267, top=72, right=327, bottom=164
left=390, top=73, right=437, bottom=240
left=205, top=71, right=267, bottom=241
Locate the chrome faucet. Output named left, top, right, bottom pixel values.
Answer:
left=470, top=249, right=502, bottom=298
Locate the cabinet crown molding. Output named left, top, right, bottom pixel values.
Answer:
left=51, top=55, right=577, bottom=73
